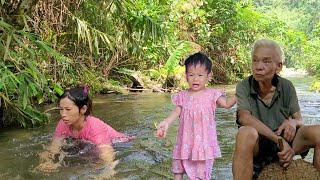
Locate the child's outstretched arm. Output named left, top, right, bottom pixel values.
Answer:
left=217, top=94, right=236, bottom=109
left=156, top=106, right=181, bottom=138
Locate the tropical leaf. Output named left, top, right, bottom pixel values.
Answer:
left=164, top=41, right=196, bottom=75
left=53, top=84, right=64, bottom=96
left=35, top=40, right=70, bottom=62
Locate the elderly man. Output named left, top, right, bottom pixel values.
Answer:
left=232, top=39, right=320, bottom=179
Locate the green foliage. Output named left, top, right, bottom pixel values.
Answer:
left=253, top=0, right=320, bottom=77
left=164, top=41, right=195, bottom=75
left=310, top=80, right=320, bottom=92
left=2, top=0, right=320, bottom=128
left=192, top=1, right=258, bottom=82
left=0, top=19, right=53, bottom=127
left=285, top=0, right=320, bottom=34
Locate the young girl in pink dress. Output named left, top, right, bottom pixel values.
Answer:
left=156, top=52, right=236, bottom=180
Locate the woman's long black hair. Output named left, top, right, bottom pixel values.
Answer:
left=60, top=86, right=92, bottom=116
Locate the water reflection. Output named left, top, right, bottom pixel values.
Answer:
left=0, top=77, right=319, bottom=179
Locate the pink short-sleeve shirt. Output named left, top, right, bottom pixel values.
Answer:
left=54, top=115, right=128, bottom=145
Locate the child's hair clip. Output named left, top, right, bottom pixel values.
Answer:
left=83, top=85, right=89, bottom=96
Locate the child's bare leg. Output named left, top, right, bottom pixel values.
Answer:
left=174, top=173, right=183, bottom=180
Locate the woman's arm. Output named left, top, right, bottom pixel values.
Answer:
left=95, top=144, right=118, bottom=179
left=98, top=144, right=116, bottom=163
left=102, top=123, right=135, bottom=144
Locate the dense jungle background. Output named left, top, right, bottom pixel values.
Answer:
left=1, top=0, right=320, bottom=127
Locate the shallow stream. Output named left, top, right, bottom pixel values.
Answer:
left=0, top=76, right=319, bottom=179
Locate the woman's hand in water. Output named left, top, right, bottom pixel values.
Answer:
left=35, top=139, right=63, bottom=173
left=35, top=151, right=61, bottom=173
left=36, top=160, right=61, bottom=173
left=98, top=144, right=116, bottom=163
left=156, top=120, right=169, bottom=138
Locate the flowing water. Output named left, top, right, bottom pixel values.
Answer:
left=0, top=76, right=319, bottom=180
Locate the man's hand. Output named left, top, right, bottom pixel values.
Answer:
left=276, top=118, right=297, bottom=142
left=277, top=138, right=295, bottom=168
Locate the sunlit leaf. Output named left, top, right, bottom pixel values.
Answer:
left=53, top=84, right=64, bottom=96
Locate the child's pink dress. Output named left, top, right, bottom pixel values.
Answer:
left=171, top=88, right=223, bottom=180
left=54, top=115, right=129, bottom=145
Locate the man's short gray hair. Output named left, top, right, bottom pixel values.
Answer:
left=251, top=39, right=284, bottom=63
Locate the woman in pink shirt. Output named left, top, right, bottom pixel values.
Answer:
left=54, top=86, right=131, bottom=144
left=37, top=86, right=133, bottom=172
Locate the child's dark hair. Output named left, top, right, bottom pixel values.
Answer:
left=184, top=52, right=212, bottom=74
left=60, top=86, right=92, bottom=116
